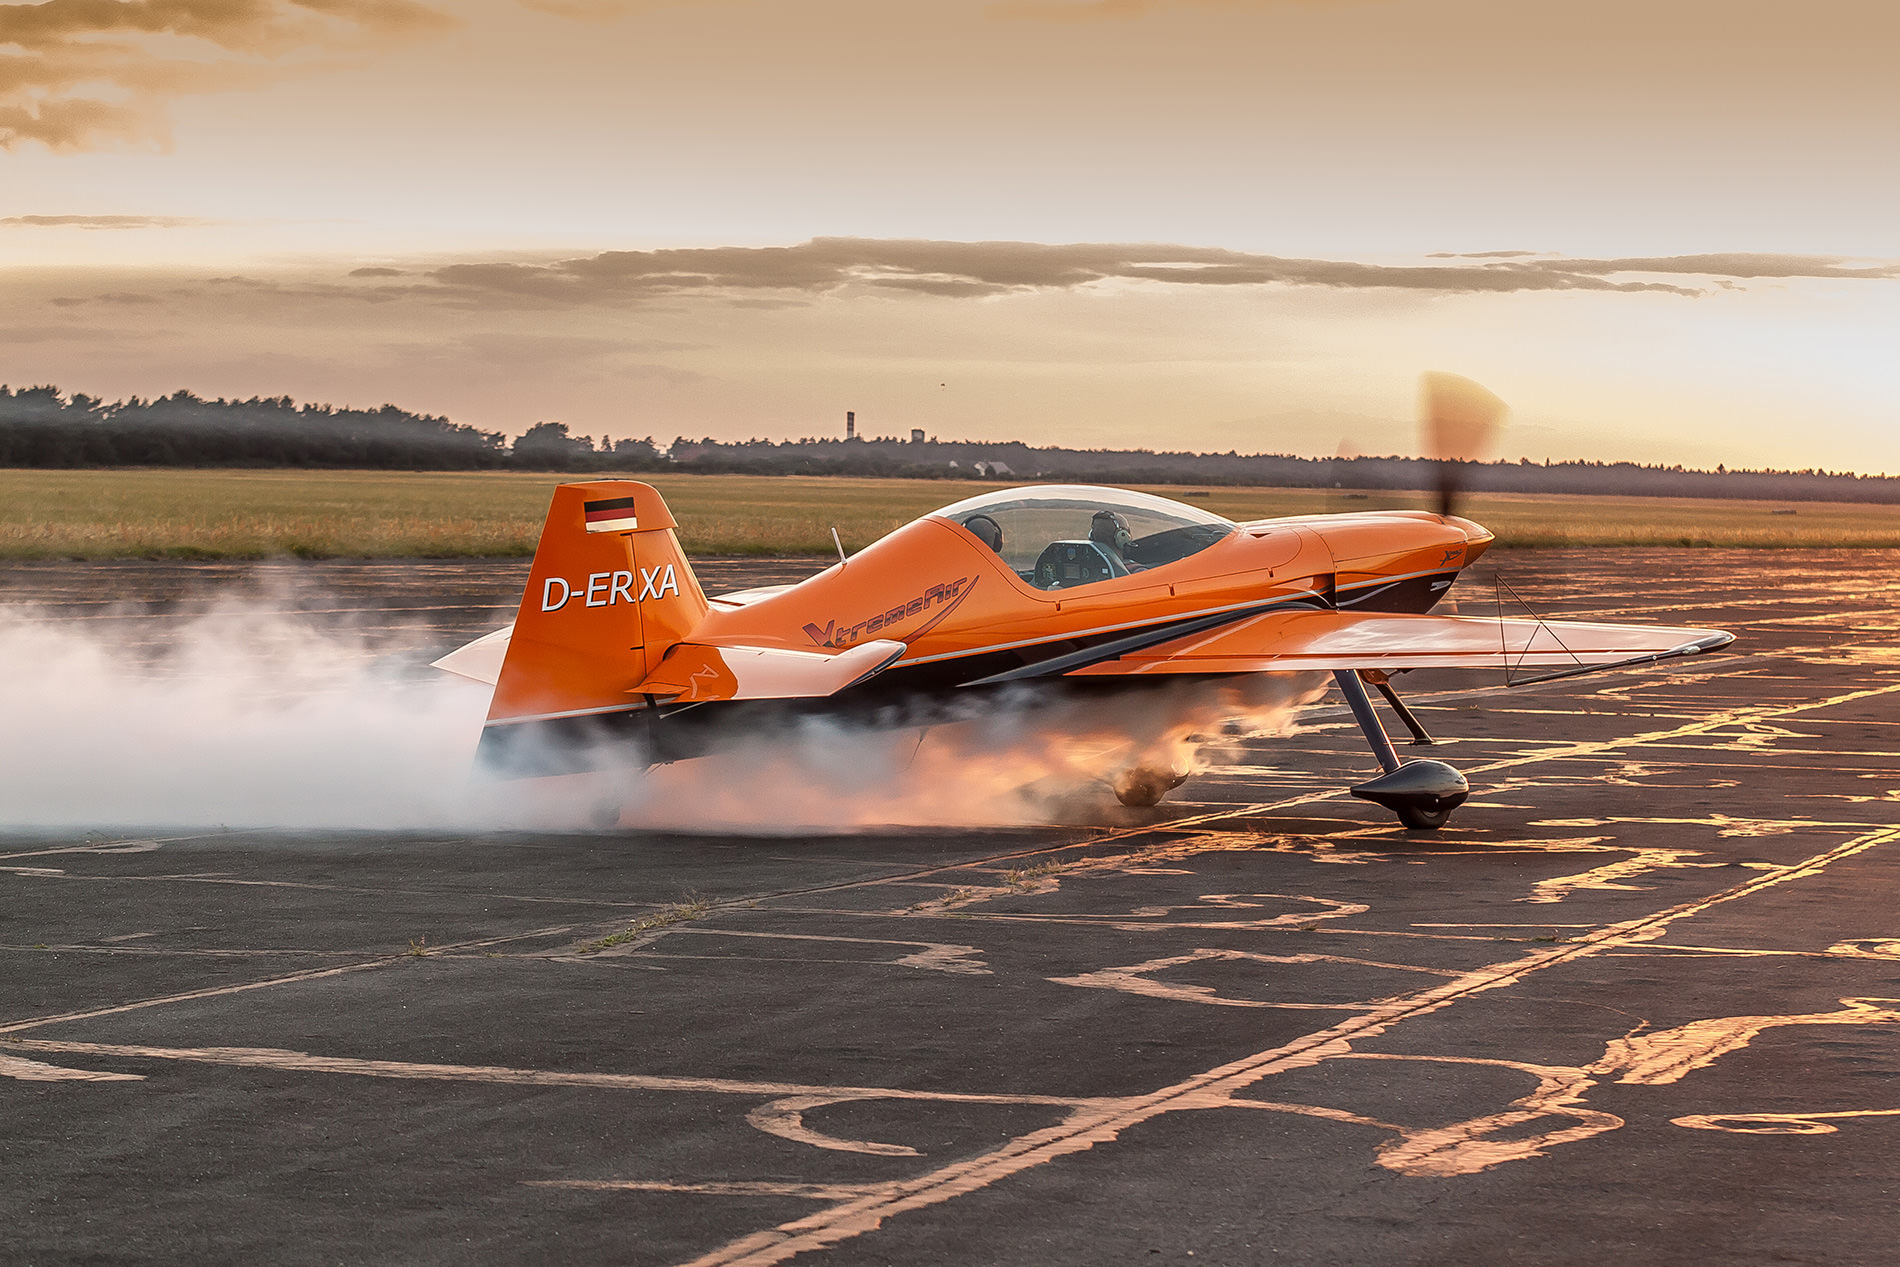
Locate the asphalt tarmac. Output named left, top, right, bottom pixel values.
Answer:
left=5, top=550, right=1900, bottom=1265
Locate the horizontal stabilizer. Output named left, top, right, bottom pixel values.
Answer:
left=431, top=624, right=514, bottom=686
left=1066, top=611, right=1732, bottom=678
left=633, top=638, right=906, bottom=703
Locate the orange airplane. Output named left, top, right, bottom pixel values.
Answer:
left=435, top=483, right=1731, bottom=830
left=437, top=378, right=1732, bottom=829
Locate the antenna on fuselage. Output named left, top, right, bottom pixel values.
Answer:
left=831, top=526, right=848, bottom=566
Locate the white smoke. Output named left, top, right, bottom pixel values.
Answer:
left=0, top=595, right=515, bottom=831
left=0, top=590, right=1326, bottom=833
left=614, top=674, right=1330, bottom=833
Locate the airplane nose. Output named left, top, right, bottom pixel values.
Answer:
left=1443, top=514, right=1494, bottom=546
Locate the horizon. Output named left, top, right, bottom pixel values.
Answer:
left=6, top=379, right=1892, bottom=482
left=3, top=1, right=1897, bottom=474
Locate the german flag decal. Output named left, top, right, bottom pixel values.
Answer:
left=582, top=496, right=639, bottom=533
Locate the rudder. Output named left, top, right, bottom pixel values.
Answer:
left=485, top=480, right=710, bottom=732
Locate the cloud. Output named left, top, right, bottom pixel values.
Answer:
left=420, top=238, right=1900, bottom=308
left=1553, top=254, right=1900, bottom=281
left=48, top=291, right=164, bottom=305
left=0, top=0, right=456, bottom=151
left=30, top=240, right=1893, bottom=323
left=0, top=320, right=152, bottom=342
left=1, top=213, right=215, bottom=228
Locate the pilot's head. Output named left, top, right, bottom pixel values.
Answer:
left=965, top=514, right=1004, bottom=553
left=1090, top=510, right=1132, bottom=552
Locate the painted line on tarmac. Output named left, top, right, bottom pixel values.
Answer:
left=2, top=1037, right=1108, bottom=1110
left=678, top=823, right=1900, bottom=1267
left=530, top=1181, right=892, bottom=1200
left=0, top=924, right=579, bottom=1036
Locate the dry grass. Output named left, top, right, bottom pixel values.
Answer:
left=2, top=468, right=1898, bottom=559
left=1004, top=859, right=1070, bottom=888
left=573, top=898, right=710, bottom=955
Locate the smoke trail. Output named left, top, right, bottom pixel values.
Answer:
left=0, top=593, right=518, bottom=831
left=613, top=674, right=1330, bottom=833
left=0, top=588, right=1326, bottom=833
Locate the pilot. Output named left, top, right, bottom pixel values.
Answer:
left=1089, top=510, right=1138, bottom=571
left=964, top=514, right=1005, bottom=554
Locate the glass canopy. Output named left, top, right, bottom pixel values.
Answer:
left=932, top=485, right=1236, bottom=590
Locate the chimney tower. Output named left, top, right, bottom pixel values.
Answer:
left=846, top=410, right=855, bottom=440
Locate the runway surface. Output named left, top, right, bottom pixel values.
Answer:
left=4, top=550, right=1900, bottom=1265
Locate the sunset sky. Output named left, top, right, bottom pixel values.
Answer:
left=3, top=0, right=1896, bottom=472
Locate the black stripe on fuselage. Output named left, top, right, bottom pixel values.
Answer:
left=847, top=594, right=1331, bottom=696
left=474, top=601, right=1304, bottom=773
left=1337, top=570, right=1460, bottom=614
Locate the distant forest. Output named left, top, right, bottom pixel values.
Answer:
left=4, top=383, right=1896, bottom=505
left=0, top=385, right=661, bottom=471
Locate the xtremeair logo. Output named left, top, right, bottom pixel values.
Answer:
left=804, top=576, right=976, bottom=647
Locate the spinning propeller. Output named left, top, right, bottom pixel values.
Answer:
left=1418, top=371, right=1508, bottom=517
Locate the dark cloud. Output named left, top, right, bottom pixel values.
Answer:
left=421, top=238, right=1899, bottom=308
left=348, top=265, right=405, bottom=276
left=0, top=0, right=455, bottom=151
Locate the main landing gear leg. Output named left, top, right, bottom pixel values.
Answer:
left=1361, top=669, right=1436, bottom=745
left=1332, top=669, right=1468, bottom=830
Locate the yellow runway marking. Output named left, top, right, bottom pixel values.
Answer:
left=1598, top=998, right=1900, bottom=1086
left=0, top=1053, right=144, bottom=1083
left=671, top=825, right=1900, bottom=1267
left=529, top=1181, right=892, bottom=1200
left=0, top=924, right=579, bottom=1036
left=1674, top=1107, right=1900, bottom=1136
left=1050, top=948, right=1460, bottom=1010
left=5, top=1037, right=1111, bottom=1109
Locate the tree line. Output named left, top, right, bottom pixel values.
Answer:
left=5, top=383, right=1896, bottom=504
left=0, top=386, right=666, bottom=471
left=668, top=434, right=1900, bottom=505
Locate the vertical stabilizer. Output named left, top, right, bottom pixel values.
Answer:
left=486, top=480, right=709, bottom=726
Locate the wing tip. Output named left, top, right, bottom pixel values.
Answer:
left=1675, top=630, right=1737, bottom=656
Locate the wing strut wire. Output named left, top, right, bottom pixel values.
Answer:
left=1492, top=573, right=1585, bottom=685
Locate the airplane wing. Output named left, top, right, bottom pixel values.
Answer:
left=1064, top=610, right=1732, bottom=682
left=632, top=638, right=907, bottom=703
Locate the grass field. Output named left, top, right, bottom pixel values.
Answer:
left=3, top=468, right=1899, bottom=559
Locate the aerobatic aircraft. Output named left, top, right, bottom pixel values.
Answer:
left=436, top=380, right=1732, bottom=829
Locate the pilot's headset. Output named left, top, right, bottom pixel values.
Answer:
left=1090, top=510, right=1133, bottom=553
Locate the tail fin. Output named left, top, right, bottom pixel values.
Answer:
left=485, top=480, right=709, bottom=728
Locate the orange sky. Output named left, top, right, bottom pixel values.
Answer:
left=3, top=0, right=1897, bottom=471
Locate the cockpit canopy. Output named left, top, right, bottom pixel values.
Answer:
left=932, top=485, right=1236, bottom=591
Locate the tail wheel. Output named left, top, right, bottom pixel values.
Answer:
left=1113, top=767, right=1189, bottom=808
